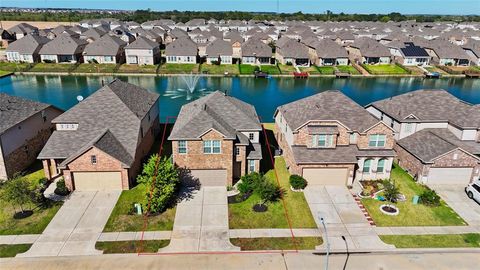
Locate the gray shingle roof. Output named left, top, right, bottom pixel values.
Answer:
left=291, top=145, right=395, bottom=164
left=7, top=23, right=37, bottom=34
left=206, top=39, right=232, bottom=56
left=6, top=34, right=50, bottom=54
left=241, top=38, right=272, bottom=57
left=369, top=89, right=480, bottom=129
left=38, top=79, right=159, bottom=166
left=313, top=39, right=348, bottom=58
left=277, top=38, right=309, bottom=59
left=125, top=36, right=159, bottom=50
left=83, top=34, right=126, bottom=56
left=0, top=93, right=54, bottom=135
left=276, top=90, right=381, bottom=132
left=165, top=37, right=198, bottom=56
left=39, top=34, right=88, bottom=55
left=169, top=91, right=261, bottom=140
left=352, top=37, right=391, bottom=57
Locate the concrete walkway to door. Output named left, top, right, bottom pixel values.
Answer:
left=18, top=191, right=120, bottom=257
left=160, top=186, right=239, bottom=252
left=304, top=185, right=394, bottom=251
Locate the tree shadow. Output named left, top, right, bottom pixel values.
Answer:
left=260, top=127, right=278, bottom=173
left=175, top=168, right=201, bottom=202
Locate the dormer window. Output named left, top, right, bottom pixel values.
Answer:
left=313, top=134, right=334, bottom=148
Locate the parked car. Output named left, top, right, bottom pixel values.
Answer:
left=465, top=181, right=480, bottom=203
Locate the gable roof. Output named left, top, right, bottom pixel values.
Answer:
left=313, top=39, right=348, bottom=58
left=39, top=34, right=88, bottom=55
left=125, top=36, right=159, bottom=50
left=165, top=37, right=198, bottom=56
left=6, top=34, right=50, bottom=54
left=169, top=91, right=261, bottom=140
left=83, top=34, right=126, bottom=56
left=241, top=38, right=272, bottom=57
left=351, top=37, right=391, bottom=57
left=206, top=39, right=233, bottom=56
left=277, top=38, right=309, bottom=59
left=276, top=90, right=381, bottom=132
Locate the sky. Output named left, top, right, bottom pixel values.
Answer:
left=1, top=0, right=479, bottom=15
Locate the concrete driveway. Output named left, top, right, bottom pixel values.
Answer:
left=304, top=185, right=393, bottom=251
left=18, top=191, right=120, bottom=257
left=431, top=185, right=480, bottom=225
left=160, top=186, right=239, bottom=252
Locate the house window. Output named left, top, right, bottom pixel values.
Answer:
left=377, top=159, right=386, bottom=173
left=368, top=134, right=386, bottom=147
left=91, top=155, right=97, bottom=164
left=249, top=133, right=255, bottom=141
left=248, top=159, right=255, bottom=172
left=314, top=134, right=334, bottom=148
left=203, top=140, right=221, bottom=154
left=349, top=133, right=357, bottom=144
left=178, top=140, right=187, bottom=154
left=405, top=123, right=413, bottom=133
left=453, top=153, right=458, bottom=160
left=104, top=56, right=113, bottom=62
left=235, top=147, right=240, bottom=155
left=363, top=159, right=372, bottom=173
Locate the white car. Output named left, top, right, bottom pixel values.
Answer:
left=465, top=181, right=480, bottom=203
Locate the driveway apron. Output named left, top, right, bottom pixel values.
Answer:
left=431, top=185, right=480, bottom=226
left=18, top=191, right=120, bottom=257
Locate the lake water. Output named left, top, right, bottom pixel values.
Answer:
left=1, top=75, right=479, bottom=122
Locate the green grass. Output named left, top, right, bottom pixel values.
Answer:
left=315, top=66, right=335, bottom=74
left=158, top=63, right=199, bottom=74
left=0, top=70, right=12, bottom=77
left=277, top=64, right=296, bottom=74
left=298, top=66, right=321, bottom=74
left=117, top=64, right=158, bottom=74
left=74, top=63, right=117, bottom=73
left=95, top=240, right=170, bottom=254
left=337, top=65, right=360, bottom=74
left=103, top=183, right=176, bottom=232
left=230, top=237, right=322, bottom=250
left=259, top=65, right=281, bottom=75
left=362, top=64, right=410, bottom=75
left=0, top=244, right=32, bottom=258
left=0, top=167, right=63, bottom=235
left=0, top=62, right=32, bottom=72
left=238, top=64, right=257, bottom=74
left=200, top=64, right=239, bottom=75
left=380, top=234, right=480, bottom=248
left=29, top=63, right=75, bottom=72
left=361, top=164, right=466, bottom=227
left=228, top=157, right=317, bottom=229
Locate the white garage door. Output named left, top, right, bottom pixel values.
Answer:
left=186, top=169, right=227, bottom=186
left=303, top=168, right=348, bottom=186
left=427, top=167, right=473, bottom=185
left=73, top=172, right=123, bottom=191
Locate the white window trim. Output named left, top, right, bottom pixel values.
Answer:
left=368, top=134, right=386, bottom=148
left=313, top=134, right=334, bottom=148
left=178, top=140, right=188, bottom=154
left=248, top=159, right=256, bottom=172
left=203, top=140, right=222, bottom=154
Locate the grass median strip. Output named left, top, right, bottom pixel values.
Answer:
left=230, top=237, right=322, bottom=250
left=0, top=244, right=32, bottom=258
left=95, top=240, right=170, bottom=254
left=379, top=234, right=480, bottom=248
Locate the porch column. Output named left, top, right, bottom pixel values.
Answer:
left=357, top=157, right=365, bottom=181
left=50, top=159, right=58, bottom=177
left=371, top=157, right=380, bottom=180
left=42, top=159, right=52, bottom=180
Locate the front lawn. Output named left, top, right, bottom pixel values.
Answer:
left=230, top=237, right=322, bottom=250
left=200, top=64, right=239, bottom=75
left=362, top=64, right=410, bottom=75
left=337, top=65, right=360, bottom=74
left=380, top=234, right=480, bottom=248
left=0, top=167, right=63, bottom=235
left=228, top=157, right=317, bottom=229
left=315, top=66, right=335, bottom=74
left=238, top=64, right=257, bottom=74
left=0, top=62, right=32, bottom=72
left=29, top=63, right=75, bottom=73
left=95, top=240, right=170, bottom=254
left=361, top=164, right=466, bottom=227
left=0, top=244, right=32, bottom=258
left=259, top=65, right=281, bottom=75
left=278, top=64, right=296, bottom=74
left=158, top=63, right=199, bottom=74
left=0, top=70, right=12, bottom=77
left=74, top=63, right=117, bottom=73
left=103, top=183, right=176, bottom=232
left=117, top=64, right=158, bottom=74
left=299, top=66, right=321, bottom=74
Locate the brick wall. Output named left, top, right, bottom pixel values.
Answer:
left=394, top=143, right=425, bottom=179
left=294, top=121, right=350, bottom=147
left=357, top=123, right=395, bottom=150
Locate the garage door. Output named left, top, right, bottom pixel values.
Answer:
left=73, top=172, right=123, bottom=191
left=427, top=167, right=473, bottom=185
left=303, top=168, right=348, bottom=185
left=186, top=169, right=227, bottom=186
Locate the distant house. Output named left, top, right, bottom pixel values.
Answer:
left=348, top=37, right=391, bottom=64
left=39, top=34, right=88, bottom=63
left=0, top=28, right=15, bottom=47
left=425, top=40, right=471, bottom=66
left=241, top=38, right=272, bottom=65
left=83, top=35, right=127, bottom=64
left=125, top=36, right=161, bottom=65
left=205, top=39, right=233, bottom=64
left=463, top=41, right=480, bottom=66
left=399, top=42, right=431, bottom=66
left=81, top=28, right=107, bottom=42
left=275, top=37, right=310, bottom=67
left=0, top=93, right=63, bottom=180
left=38, top=80, right=160, bottom=191
left=168, top=91, right=262, bottom=186
left=7, top=23, right=38, bottom=40
left=165, top=37, right=198, bottom=64
left=6, top=34, right=50, bottom=63
left=312, top=39, right=349, bottom=66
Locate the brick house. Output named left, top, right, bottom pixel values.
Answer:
left=366, top=89, right=480, bottom=185
left=38, top=79, right=160, bottom=191
left=0, top=94, right=63, bottom=180
left=274, top=90, right=396, bottom=186
left=168, top=91, right=262, bottom=186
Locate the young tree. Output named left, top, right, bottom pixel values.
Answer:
left=137, top=154, right=179, bottom=214
left=1, top=175, right=32, bottom=214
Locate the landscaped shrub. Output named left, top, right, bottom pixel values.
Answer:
left=238, top=172, right=263, bottom=194
left=43, top=59, right=54, bottom=63
left=1, top=174, right=33, bottom=216
left=258, top=181, right=283, bottom=204
left=54, top=179, right=70, bottom=196
left=382, top=179, right=400, bottom=203
left=289, top=174, right=307, bottom=190
left=419, top=189, right=441, bottom=206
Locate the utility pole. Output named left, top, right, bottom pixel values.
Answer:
left=320, top=217, right=330, bottom=270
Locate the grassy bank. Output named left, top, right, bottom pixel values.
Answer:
left=231, top=237, right=322, bottom=250
left=380, top=234, right=480, bottom=248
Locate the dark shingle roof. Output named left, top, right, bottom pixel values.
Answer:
left=206, top=39, right=233, bottom=56
left=83, top=34, right=126, bottom=56
left=39, top=34, right=88, bottom=55
left=241, top=38, right=272, bottom=57
left=6, top=34, right=50, bottom=54
left=165, top=37, right=198, bottom=56
left=126, top=36, right=159, bottom=50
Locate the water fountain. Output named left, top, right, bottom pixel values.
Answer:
left=163, top=73, right=213, bottom=101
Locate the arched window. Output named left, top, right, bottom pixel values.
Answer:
left=377, top=159, right=386, bottom=173
left=363, top=159, right=372, bottom=173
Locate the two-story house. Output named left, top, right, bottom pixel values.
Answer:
left=38, top=80, right=160, bottom=191
left=168, top=91, right=262, bottom=186
left=0, top=94, right=63, bottom=180
left=366, top=89, right=480, bottom=185
left=125, top=36, right=161, bottom=65
left=274, top=90, right=396, bottom=186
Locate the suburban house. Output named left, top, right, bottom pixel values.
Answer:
left=463, top=40, right=480, bottom=66
left=274, top=90, right=396, bottom=186
left=125, top=36, right=161, bottom=65
left=347, top=37, right=391, bottom=64
left=366, top=89, right=480, bottom=185
left=424, top=40, right=471, bottom=66
left=38, top=80, right=160, bottom=191
left=7, top=23, right=38, bottom=40
left=83, top=34, right=127, bottom=64
left=0, top=28, right=14, bottom=47
left=399, top=42, right=431, bottom=66
left=241, top=38, right=273, bottom=65
left=6, top=34, right=50, bottom=63
left=165, top=37, right=198, bottom=64
left=205, top=39, right=233, bottom=64
left=168, top=91, right=263, bottom=186
left=275, top=37, right=310, bottom=67
left=0, top=93, right=63, bottom=180
left=39, top=34, right=88, bottom=63
left=312, top=39, right=349, bottom=66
